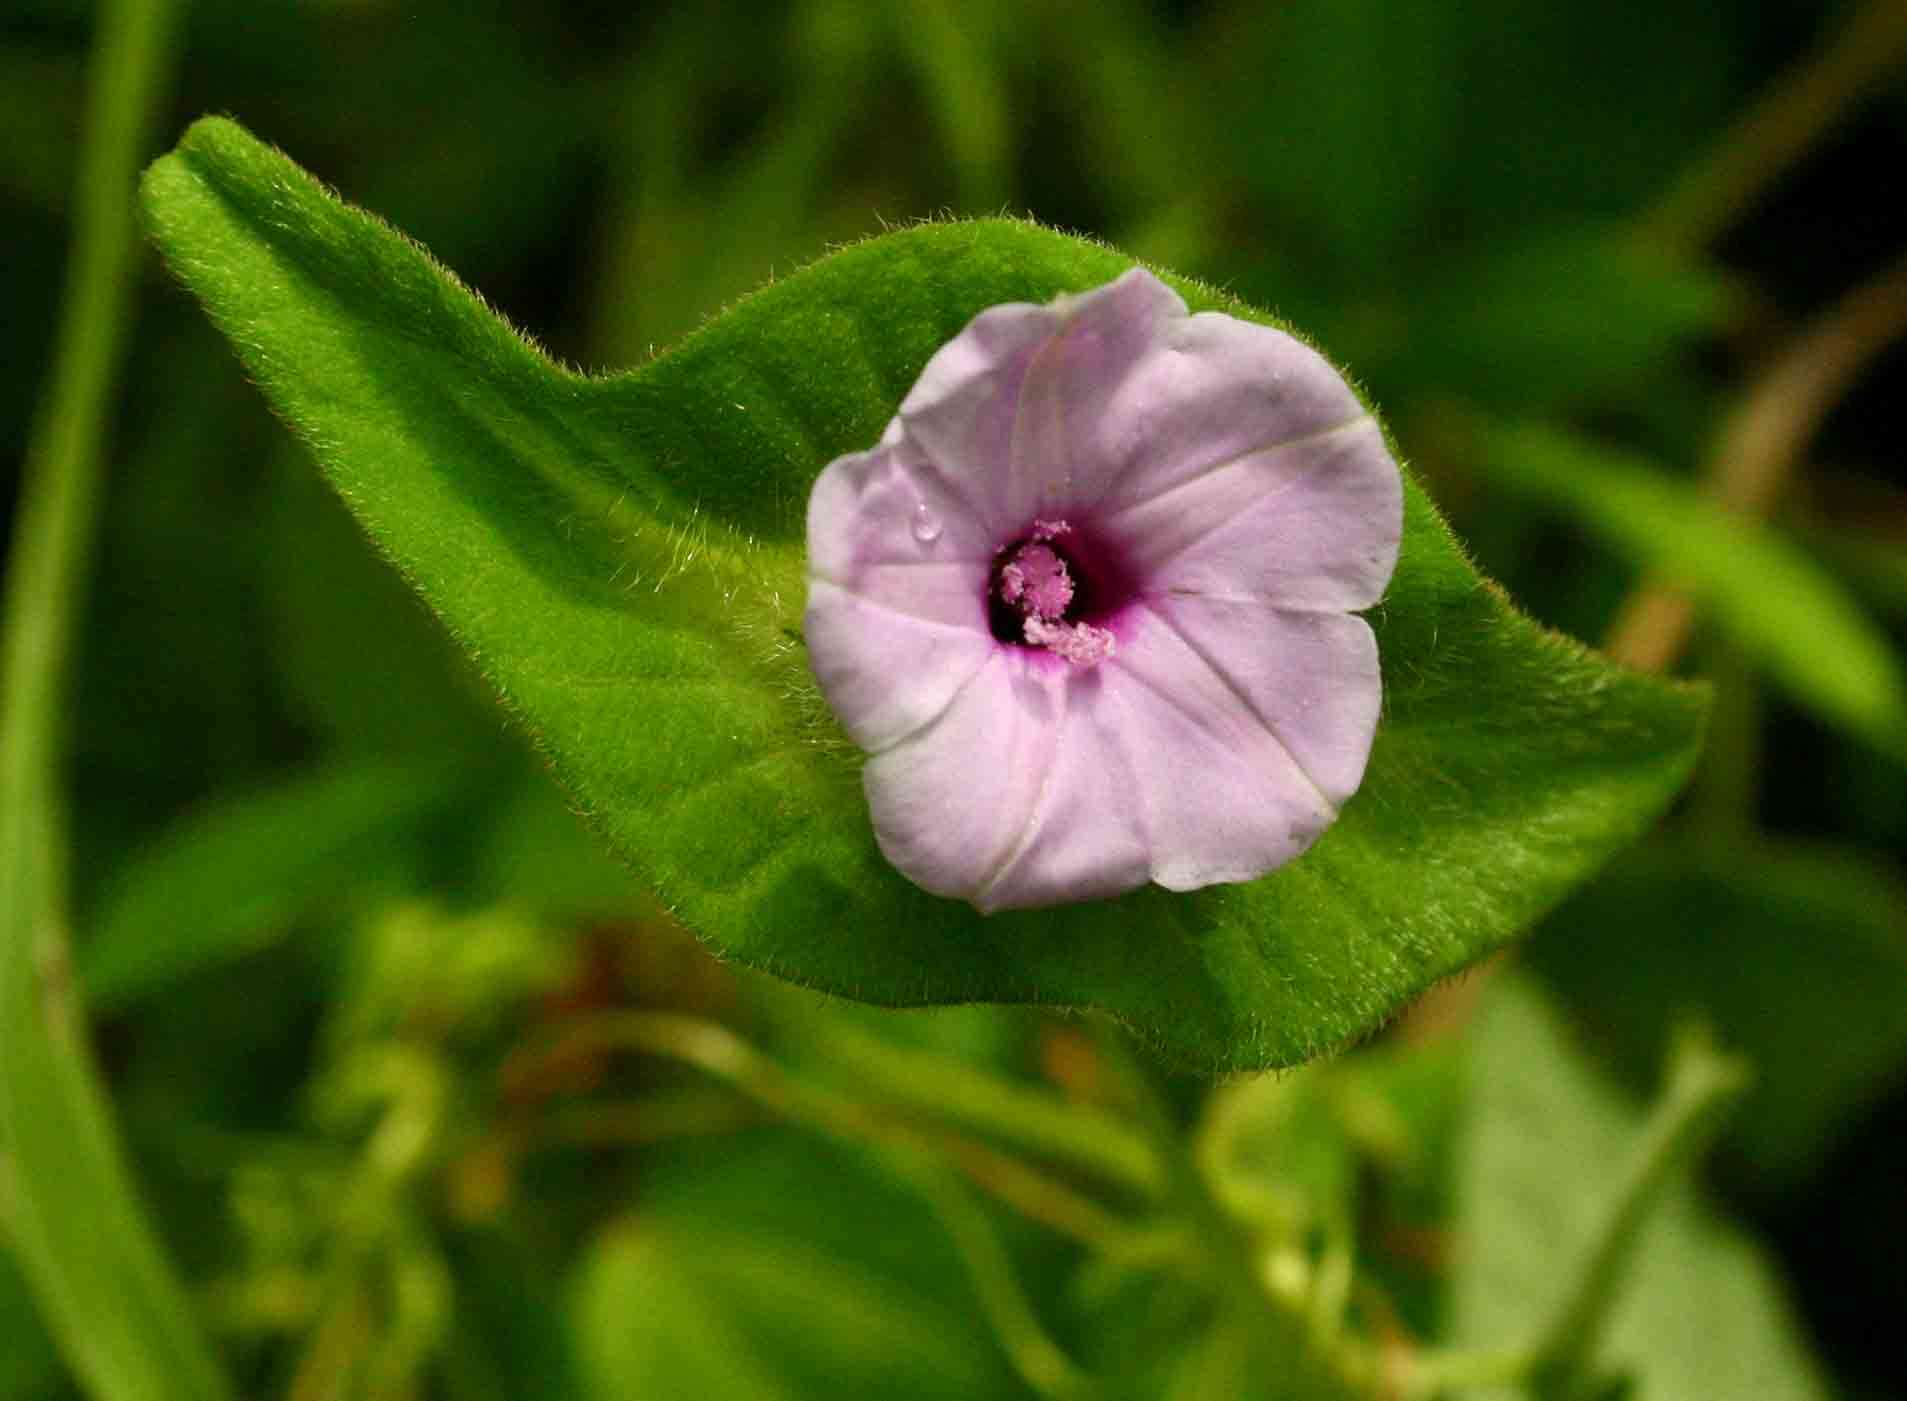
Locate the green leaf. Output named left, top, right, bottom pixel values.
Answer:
left=0, top=1, right=233, bottom=1397
left=1529, top=838, right=1907, bottom=1193
left=0, top=1246, right=67, bottom=1400
left=1453, top=975, right=1830, bottom=1401
left=568, top=1132, right=1034, bottom=1400
left=79, top=759, right=468, bottom=1011
left=141, top=116, right=1707, bottom=1072
left=1469, top=419, right=1907, bottom=755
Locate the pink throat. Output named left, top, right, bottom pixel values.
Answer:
left=994, top=521, right=1115, bottom=667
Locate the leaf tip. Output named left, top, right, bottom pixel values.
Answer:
left=173, top=113, right=250, bottom=164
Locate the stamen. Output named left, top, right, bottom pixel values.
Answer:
left=1005, top=544, right=1074, bottom=620
left=992, top=520, right=1115, bottom=667
left=1025, top=615, right=1117, bottom=666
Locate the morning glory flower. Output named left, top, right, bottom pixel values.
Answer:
left=805, top=268, right=1402, bottom=912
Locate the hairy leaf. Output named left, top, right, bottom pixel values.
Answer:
left=141, top=117, right=1706, bottom=1070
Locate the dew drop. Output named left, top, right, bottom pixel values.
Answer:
left=911, top=500, right=943, bottom=544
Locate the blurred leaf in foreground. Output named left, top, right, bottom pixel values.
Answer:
left=569, top=1132, right=1035, bottom=1399
left=141, top=117, right=1706, bottom=1071
left=0, top=0, right=233, bottom=1396
left=1453, top=976, right=1829, bottom=1401
left=80, top=759, right=467, bottom=1011
left=0, top=1247, right=65, bottom=1401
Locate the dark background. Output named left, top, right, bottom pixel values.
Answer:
left=5, top=2, right=1906, bottom=1397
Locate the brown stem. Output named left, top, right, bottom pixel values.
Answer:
left=1640, top=0, right=1907, bottom=255
left=1604, top=244, right=1907, bottom=672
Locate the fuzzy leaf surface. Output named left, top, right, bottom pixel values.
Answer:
left=142, top=117, right=1707, bottom=1070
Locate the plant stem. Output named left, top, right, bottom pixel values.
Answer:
left=1524, top=1026, right=1750, bottom=1391
left=800, top=1016, right=1166, bottom=1198
left=1605, top=242, right=1907, bottom=673
left=528, top=1088, right=762, bottom=1148
left=1397, top=1345, right=1534, bottom=1400
left=894, top=1157, right=1101, bottom=1401
left=508, top=1007, right=1161, bottom=1401
left=1639, top=0, right=1907, bottom=255
left=1096, top=1023, right=1379, bottom=1398
left=0, top=1, right=232, bottom=1399
left=1400, top=1030, right=1748, bottom=1401
left=503, top=1012, right=1141, bottom=1252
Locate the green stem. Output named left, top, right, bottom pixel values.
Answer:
left=1092, top=1030, right=1378, bottom=1398
left=528, top=1088, right=762, bottom=1148
left=799, top=1017, right=1166, bottom=1198
left=1527, top=1026, right=1750, bottom=1392
left=0, top=2, right=232, bottom=1400
left=893, top=1157, right=1100, bottom=1401
left=504, top=1012, right=1142, bottom=1253
left=1192, top=1069, right=1304, bottom=1238
left=1404, top=1028, right=1751, bottom=1401
left=1173, top=1148, right=1375, bottom=1398
left=1399, top=1345, right=1535, bottom=1400
left=291, top=1048, right=449, bottom=1397
left=1640, top=0, right=1907, bottom=254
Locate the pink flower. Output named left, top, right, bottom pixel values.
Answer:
left=805, top=269, right=1402, bottom=912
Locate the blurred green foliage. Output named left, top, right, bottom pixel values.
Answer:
left=5, top=1, right=1907, bottom=1399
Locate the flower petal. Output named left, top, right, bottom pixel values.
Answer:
left=806, top=435, right=999, bottom=752
left=807, top=268, right=1399, bottom=910
left=1141, top=595, right=1380, bottom=806
left=997, top=269, right=1189, bottom=527
left=807, top=437, right=997, bottom=614
left=861, top=653, right=1144, bottom=910
left=893, top=300, right=1065, bottom=535
left=1107, top=415, right=1401, bottom=611
left=964, top=667, right=1154, bottom=911
left=805, top=578, right=996, bottom=752
left=1099, top=605, right=1347, bottom=890
left=861, top=599, right=1376, bottom=911
left=1003, top=271, right=1372, bottom=520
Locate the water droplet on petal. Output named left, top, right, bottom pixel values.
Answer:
left=911, top=500, right=942, bottom=544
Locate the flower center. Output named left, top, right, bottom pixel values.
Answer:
left=988, top=520, right=1116, bottom=667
